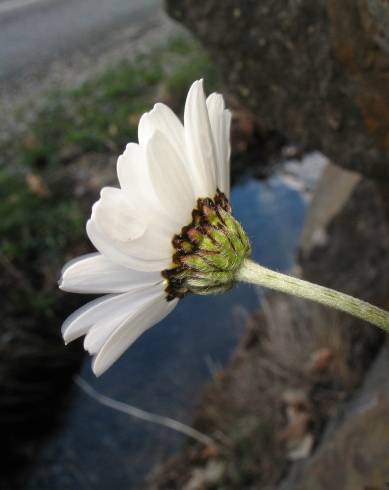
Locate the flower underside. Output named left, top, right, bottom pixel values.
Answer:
left=162, top=189, right=251, bottom=300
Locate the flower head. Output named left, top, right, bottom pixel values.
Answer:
left=60, top=80, right=250, bottom=376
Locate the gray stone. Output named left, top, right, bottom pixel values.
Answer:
left=165, top=0, right=389, bottom=179
left=280, top=344, right=389, bottom=490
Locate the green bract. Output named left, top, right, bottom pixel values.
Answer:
left=162, top=190, right=251, bottom=299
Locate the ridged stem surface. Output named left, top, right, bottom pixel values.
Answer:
left=237, top=259, right=389, bottom=332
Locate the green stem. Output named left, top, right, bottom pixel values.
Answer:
left=236, top=259, right=389, bottom=332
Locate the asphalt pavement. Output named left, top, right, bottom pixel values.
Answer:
left=0, top=0, right=162, bottom=85
left=0, top=0, right=172, bottom=136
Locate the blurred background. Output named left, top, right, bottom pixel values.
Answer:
left=1, top=1, right=389, bottom=489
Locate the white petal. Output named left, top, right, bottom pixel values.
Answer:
left=86, top=219, right=171, bottom=272
left=206, top=93, right=232, bottom=197
left=138, top=103, right=186, bottom=161
left=83, top=283, right=164, bottom=355
left=92, top=187, right=145, bottom=242
left=83, top=308, right=130, bottom=355
left=59, top=253, right=161, bottom=294
left=88, top=185, right=175, bottom=270
left=117, top=142, right=182, bottom=233
left=147, top=131, right=195, bottom=225
left=61, top=282, right=165, bottom=345
left=184, top=79, right=217, bottom=198
left=62, top=293, right=128, bottom=344
left=224, top=110, right=232, bottom=195
left=92, top=293, right=178, bottom=376
left=117, top=143, right=155, bottom=209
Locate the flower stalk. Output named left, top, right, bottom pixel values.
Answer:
left=237, top=259, right=389, bottom=332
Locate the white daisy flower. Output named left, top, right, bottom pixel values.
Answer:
left=60, top=80, right=389, bottom=377
left=59, top=79, right=250, bottom=376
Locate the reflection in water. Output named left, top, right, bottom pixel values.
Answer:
left=27, top=175, right=306, bottom=490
